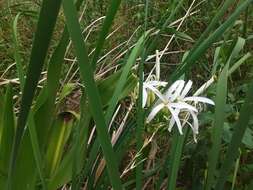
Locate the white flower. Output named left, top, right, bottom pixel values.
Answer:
left=146, top=79, right=215, bottom=142
left=142, top=50, right=167, bottom=108
left=142, top=80, right=167, bottom=108
left=146, top=80, right=199, bottom=134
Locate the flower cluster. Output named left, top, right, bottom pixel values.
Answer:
left=143, top=77, right=215, bottom=142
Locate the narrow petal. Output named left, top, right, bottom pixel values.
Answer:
left=184, top=96, right=215, bottom=105
left=142, top=88, right=148, bottom=108
left=184, top=117, right=198, bottom=143
left=181, top=80, right=193, bottom=98
left=190, top=110, right=199, bottom=134
left=166, top=80, right=184, bottom=98
left=194, top=76, right=215, bottom=96
left=147, top=103, right=165, bottom=123
left=146, top=84, right=167, bottom=102
left=168, top=109, right=180, bottom=132
left=167, top=106, right=183, bottom=134
left=156, top=50, right=160, bottom=80
left=148, top=81, right=167, bottom=87
left=170, top=102, right=198, bottom=112
left=168, top=117, right=175, bottom=132
left=170, top=80, right=185, bottom=101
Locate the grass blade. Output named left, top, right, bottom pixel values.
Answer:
left=190, top=0, right=237, bottom=52
left=0, top=84, right=15, bottom=187
left=228, top=52, right=251, bottom=75
left=91, top=0, right=122, bottom=70
left=105, top=33, right=147, bottom=124
left=27, top=113, right=47, bottom=190
left=33, top=0, right=84, bottom=149
left=136, top=1, right=149, bottom=189
left=215, top=81, right=253, bottom=189
left=62, top=0, right=123, bottom=189
left=12, top=13, right=25, bottom=91
left=6, top=0, right=62, bottom=188
left=170, top=0, right=253, bottom=82
left=205, top=64, right=229, bottom=190
left=167, top=129, right=188, bottom=190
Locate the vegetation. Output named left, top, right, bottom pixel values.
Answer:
left=0, top=0, right=253, bottom=189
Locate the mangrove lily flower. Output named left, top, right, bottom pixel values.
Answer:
left=142, top=50, right=167, bottom=108
left=146, top=79, right=215, bottom=141
left=142, top=80, right=167, bottom=108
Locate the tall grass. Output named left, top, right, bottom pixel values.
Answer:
left=0, top=0, right=252, bottom=189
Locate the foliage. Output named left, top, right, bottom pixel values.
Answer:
left=0, top=0, right=253, bottom=189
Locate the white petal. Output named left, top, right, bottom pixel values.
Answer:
left=170, top=102, right=198, bottom=112
left=142, top=88, right=148, bottom=108
left=184, top=96, right=215, bottom=105
left=167, top=106, right=183, bottom=134
left=168, top=109, right=180, bottom=132
left=147, top=103, right=165, bottom=123
left=166, top=80, right=184, bottom=98
left=194, top=76, right=215, bottom=96
left=170, top=80, right=185, bottom=101
left=146, top=84, right=167, bottom=102
left=181, top=80, right=193, bottom=98
left=168, top=117, right=175, bottom=132
left=156, top=50, right=160, bottom=80
left=190, top=110, right=199, bottom=134
left=148, top=81, right=167, bottom=87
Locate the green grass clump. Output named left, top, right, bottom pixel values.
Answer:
left=0, top=0, right=253, bottom=189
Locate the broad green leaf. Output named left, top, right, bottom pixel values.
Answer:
left=48, top=114, right=91, bottom=190
left=205, top=64, right=229, bottom=190
left=45, top=112, right=75, bottom=178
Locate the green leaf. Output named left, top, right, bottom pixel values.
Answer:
left=58, top=83, right=76, bottom=103
left=170, top=0, right=253, bottom=82
left=164, top=27, right=194, bottom=42
left=97, top=72, right=137, bottom=107
left=27, top=113, right=47, bottom=190
left=0, top=85, right=15, bottom=187
left=62, top=0, right=123, bottom=189
left=205, top=64, right=229, bottom=190
left=91, top=0, right=122, bottom=70
left=167, top=128, right=188, bottom=190
left=215, top=81, right=253, bottom=190
left=7, top=0, right=62, bottom=188
left=12, top=13, right=25, bottom=91
left=45, top=112, right=75, bottom=178
left=226, top=37, right=245, bottom=65
left=228, top=52, right=251, bottom=75
left=104, top=32, right=147, bottom=123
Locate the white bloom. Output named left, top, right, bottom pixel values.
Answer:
left=142, top=80, right=167, bottom=108
left=142, top=50, right=166, bottom=108
left=146, top=80, right=199, bottom=134
left=147, top=79, right=215, bottom=142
